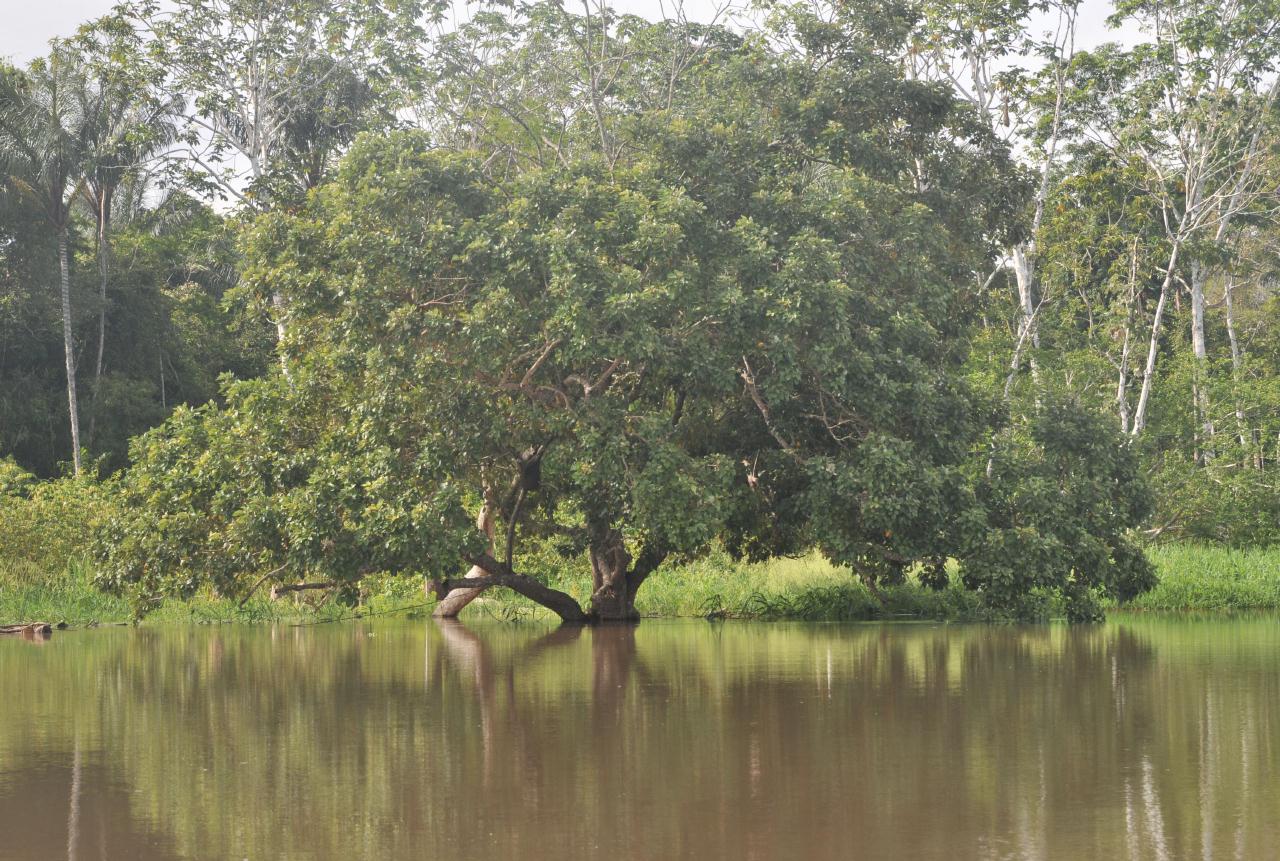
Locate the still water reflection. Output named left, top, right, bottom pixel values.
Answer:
left=1, top=618, right=1278, bottom=860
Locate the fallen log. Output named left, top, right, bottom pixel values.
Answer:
left=1, top=622, right=53, bottom=638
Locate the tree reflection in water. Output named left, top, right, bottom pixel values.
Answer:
left=0, top=618, right=1278, bottom=860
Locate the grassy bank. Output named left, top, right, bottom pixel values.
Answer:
left=5, top=544, right=1280, bottom=626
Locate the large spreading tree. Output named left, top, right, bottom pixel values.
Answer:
left=96, top=8, right=1154, bottom=622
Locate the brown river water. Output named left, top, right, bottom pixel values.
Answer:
left=1, top=617, right=1278, bottom=860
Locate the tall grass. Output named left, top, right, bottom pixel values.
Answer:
left=0, top=557, right=130, bottom=625
left=1125, top=544, right=1280, bottom=611
left=631, top=551, right=990, bottom=620
left=0, top=559, right=435, bottom=626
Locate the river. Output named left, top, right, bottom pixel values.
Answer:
left=1, top=617, right=1277, bottom=859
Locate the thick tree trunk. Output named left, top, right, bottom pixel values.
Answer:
left=588, top=531, right=665, bottom=622
left=433, top=520, right=662, bottom=624
left=58, top=228, right=82, bottom=476
left=432, top=498, right=497, bottom=618
left=590, top=530, right=637, bottom=621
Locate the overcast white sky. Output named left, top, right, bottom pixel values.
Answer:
left=1, top=0, right=1134, bottom=65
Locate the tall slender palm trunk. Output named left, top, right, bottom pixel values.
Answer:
left=58, top=227, right=82, bottom=476
left=88, top=192, right=110, bottom=447
left=94, top=195, right=109, bottom=384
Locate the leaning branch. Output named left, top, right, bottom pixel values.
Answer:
left=269, top=582, right=333, bottom=600
left=238, top=564, right=287, bottom=607
left=740, top=357, right=801, bottom=459
left=520, top=338, right=562, bottom=388
left=429, top=553, right=588, bottom=623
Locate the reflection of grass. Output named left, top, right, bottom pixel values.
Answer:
left=9, top=543, right=1280, bottom=625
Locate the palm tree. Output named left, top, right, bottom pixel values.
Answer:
left=0, top=48, right=93, bottom=475
left=72, top=15, right=176, bottom=444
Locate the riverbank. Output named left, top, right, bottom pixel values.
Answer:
left=4, top=544, right=1280, bottom=626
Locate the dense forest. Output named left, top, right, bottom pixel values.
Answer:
left=2, top=0, right=1279, bottom=621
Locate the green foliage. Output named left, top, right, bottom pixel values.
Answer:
left=0, top=557, right=131, bottom=626
left=966, top=396, right=1156, bottom=621
left=0, top=457, right=35, bottom=498
left=0, top=187, right=265, bottom=477
left=94, top=373, right=479, bottom=615
left=634, top=549, right=990, bottom=621
left=99, top=65, right=1025, bottom=610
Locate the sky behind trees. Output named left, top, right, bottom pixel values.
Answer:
left=1, top=0, right=1133, bottom=64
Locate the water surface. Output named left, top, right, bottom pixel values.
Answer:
left=1, top=617, right=1278, bottom=860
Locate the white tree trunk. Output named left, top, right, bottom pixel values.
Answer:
left=1131, top=242, right=1181, bottom=437
left=1222, top=272, right=1253, bottom=462
left=271, top=291, right=291, bottom=376
left=1117, top=321, right=1134, bottom=434
left=94, top=195, right=110, bottom=387
left=1001, top=245, right=1041, bottom=399
left=1189, top=260, right=1214, bottom=458
left=1116, top=242, right=1141, bottom=433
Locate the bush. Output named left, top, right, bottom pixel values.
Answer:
left=0, top=460, right=114, bottom=578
